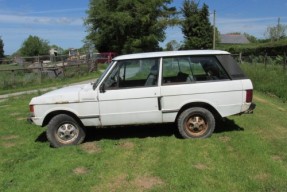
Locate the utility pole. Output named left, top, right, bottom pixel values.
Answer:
left=277, top=17, right=281, bottom=40
left=213, top=10, right=216, bottom=50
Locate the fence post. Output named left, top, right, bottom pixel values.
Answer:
left=12, top=70, right=15, bottom=86
left=62, top=55, right=65, bottom=77
left=239, top=52, right=242, bottom=64
left=284, top=52, right=287, bottom=72
left=264, top=53, right=267, bottom=69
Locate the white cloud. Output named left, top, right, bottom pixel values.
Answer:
left=0, top=14, right=83, bottom=26
left=217, top=16, right=287, bottom=38
left=28, top=8, right=86, bottom=15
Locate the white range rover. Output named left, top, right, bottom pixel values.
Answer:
left=29, top=50, right=255, bottom=147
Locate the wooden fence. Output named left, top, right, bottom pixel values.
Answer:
left=0, top=55, right=99, bottom=90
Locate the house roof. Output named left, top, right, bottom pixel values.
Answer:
left=220, top=34, right=250, bottom=44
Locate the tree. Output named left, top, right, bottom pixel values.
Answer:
left=85, top=0, right=176, bottom=54
left=265, top=18, right=287, bottom=42
left=20, top=35, right=50, bottom=56
left=0, top=36, right=4, bottom=63
left=165, top=40, right=181, bottom=51
left=243, top=33, right=257, bottom=43
left=181, top=0, right=213, bottom=49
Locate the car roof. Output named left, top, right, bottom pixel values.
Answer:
left=113, top=50, right=230, bottom=61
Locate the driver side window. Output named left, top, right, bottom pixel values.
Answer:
left=104, top=58, right=159, bottom=89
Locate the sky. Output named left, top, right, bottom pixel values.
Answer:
left=0, top=0, right=287, bottom=55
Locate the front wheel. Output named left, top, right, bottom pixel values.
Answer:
left=177, top=107, right=215, bottom=139
left=46, top=114, right=86, bottom=147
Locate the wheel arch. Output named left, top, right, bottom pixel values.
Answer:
left=176, top=102, right=222, bottom=123
left=42, top=110, right=84, bottom=127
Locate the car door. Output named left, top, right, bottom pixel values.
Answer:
left=98, top=58, right=162, bottom=126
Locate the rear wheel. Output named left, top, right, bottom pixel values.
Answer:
left=46, top=114, right=86, bottom=147
left=177, top=107, right=215, bottom=139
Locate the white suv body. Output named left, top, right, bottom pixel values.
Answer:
left=29, top=50, right=255, bottom=147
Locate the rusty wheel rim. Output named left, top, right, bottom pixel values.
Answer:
left=56, top=123, right=79, bottom=144
left=184, top=114, right=208, bottom=137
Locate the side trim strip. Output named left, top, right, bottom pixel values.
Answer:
left=162, top=109, right=179, bottom=114
left=79, top=115, right=100, bottom=119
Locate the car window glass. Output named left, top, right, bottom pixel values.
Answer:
left=104, top=58, right=159, bottom=89
left=162, top=56, right=229, bottom=84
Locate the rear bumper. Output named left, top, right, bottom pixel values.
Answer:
left=242, top=103, right=256, bottom=114
left=27, top=115, right=34, bottom=124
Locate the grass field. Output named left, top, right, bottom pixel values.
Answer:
left=0, top=91, right=287, bottom=192
left=241, top=63, right=287, bottom=102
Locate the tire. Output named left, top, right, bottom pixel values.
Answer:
left=46, top=114, right=86, bottom=147
left=177, top=107, right=215, bottom=139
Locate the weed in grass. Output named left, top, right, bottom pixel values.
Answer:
left=117, top=140, right=135, bottom=150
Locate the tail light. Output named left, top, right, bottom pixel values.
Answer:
left=29, top=105, right=34, bottom=113
left=246, top=90, right=253, bottom=103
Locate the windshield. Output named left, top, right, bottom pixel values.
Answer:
left=93, top=61, right=116, bottom=89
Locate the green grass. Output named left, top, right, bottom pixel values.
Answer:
left=1, top=91, right=287, bottom=191
left=241, top=63, right=287, bottom=102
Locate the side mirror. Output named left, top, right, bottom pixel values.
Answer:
left=100, top=83, right=106, bottom=93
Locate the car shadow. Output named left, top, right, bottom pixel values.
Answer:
left=214, top=118, right=244, bottom=134
left=84, top=123, right=176, bottom=142
left=35, top=118, right=244, bottom=143
left=35, top=131, right=48, bottom=143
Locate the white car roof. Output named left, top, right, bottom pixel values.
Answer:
left=113, top=50, right=230, bottom=61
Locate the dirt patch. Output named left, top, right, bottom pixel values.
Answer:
left=0, top=104, right=9, bottom=108
left=92, top=174, right=127, bottom=192
left=259, top=126, right=287, bottom=141
left=91, top=174, right=164, bottom=192
left=118, top=141, right=135, bottom=150
left=272, top=155, right=283, bottom=162
left=2, top=142, right=16, bottom=148
left=108, top=174, right=127, bottom=192
left=1, top=135, right=19, bottom=140
left=254, top=95, right=269, bottom=104
left=227, top=146, right=234, bottom=152
left=194, top=163, right=208, bottom=170
left=254, top=95, right=286, bottom=112
left=81, top=142, right=101, bottom=154
left=73, top=167, right=88, bottom=175
left=10, top=112, right=21, bottom=117
left=133, top=176, right=164, bottom=190
left=16, top=117, right=27, bottom=121
left=254, top=173, right=269, bottom=181
left=218, top=136, right=231, bottom=143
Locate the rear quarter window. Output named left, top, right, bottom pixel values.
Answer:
left=162, top=56, right=230, bottom=85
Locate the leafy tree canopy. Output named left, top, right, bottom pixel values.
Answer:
left=181, top=0, right=213, bottom=49
left=165, top=40, right=181, bottom=51
left=20, top=35, right=50, bottom=56
left=264, top=21, right=287, bottom=42
left=85, top=0, right=176, bottom=54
